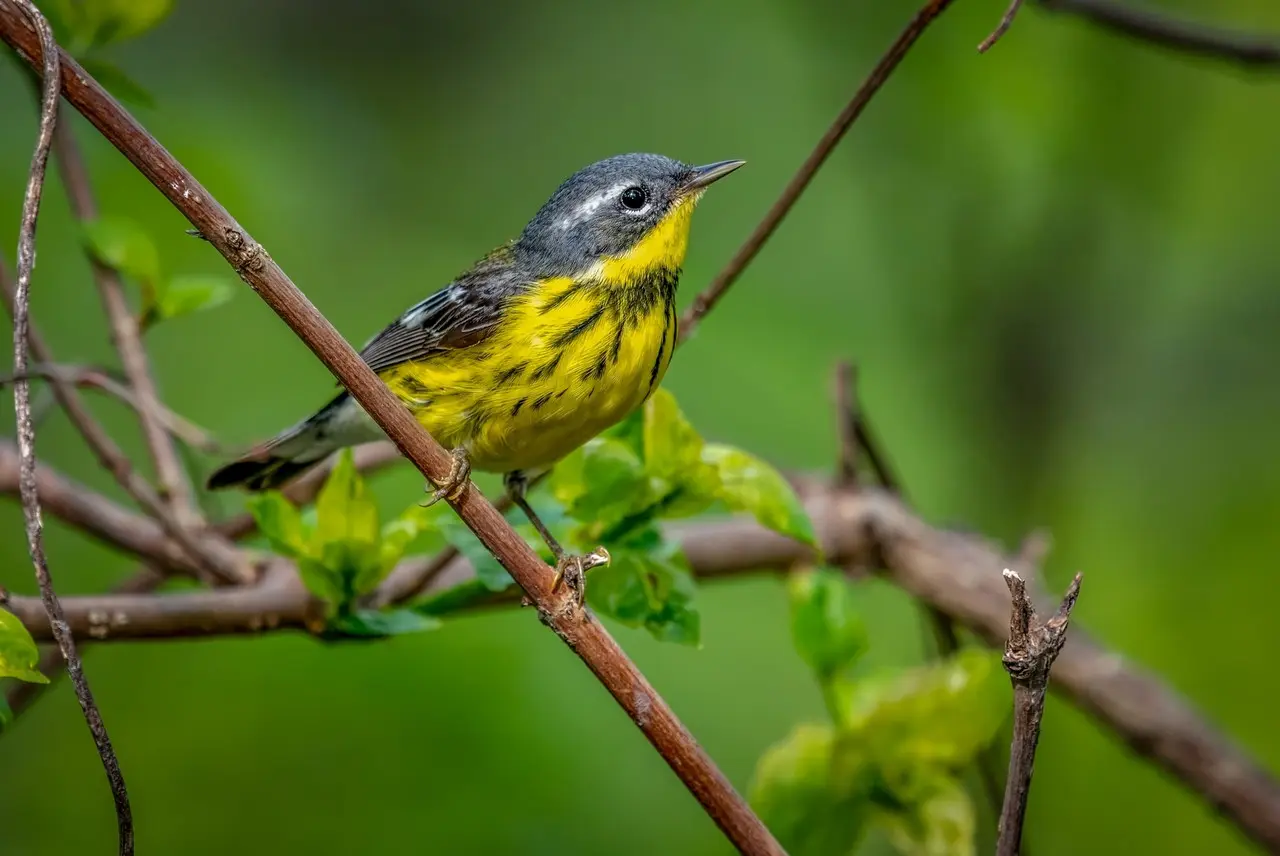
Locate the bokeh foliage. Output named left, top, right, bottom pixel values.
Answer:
left=3, top=0, right=1280, bottom=854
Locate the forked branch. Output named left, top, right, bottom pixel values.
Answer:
left=996, top=570, right=1082, bottom=856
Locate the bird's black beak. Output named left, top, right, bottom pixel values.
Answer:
left=681, top=160, right=746, bottom=193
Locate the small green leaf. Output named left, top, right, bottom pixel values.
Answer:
left=703, top=443, right=818, bottom=549
left=314, top=449, right=380, bottom=551
left=550, top=436, right=656, bottom=542
left=319, top=539, right=383, bottom=601
left=81, top=216, right=161, bottom=284
left=750, top=723, right=872, bottom=856
left=438, top=516, right=515, bottom=592
left=151, top=275, right=234, bottom=324
left=77, top=57, right=155, bottom=109
left=834, top=648, right=1009, bottom=768
left=587, top=546, right=701, bottom=646
left=789, top=568, right=867, bottom=683
left=603, top=407, right=645, bottom=458
left=379, top=502, right=447, bottom=573
left=328, top=609, right=441, bottom=639
left=246, top=492, right=308, bottom=558
left=0, top=696, right=13, bottom=733
left=875, top=775, right=976, bottom=856
left=53, top=0, right=173, bottom=51
left=0, top=610, right=50, bottom=685
left=297, top=557, right=345, bottom=605
left=642, top=388, right=706, bottom=482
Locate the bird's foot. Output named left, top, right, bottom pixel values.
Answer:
left=550, top=547, right=611, bottom=608
left=421, top=447, right=472, bottom=507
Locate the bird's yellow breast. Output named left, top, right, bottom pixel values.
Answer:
left=380, top=275, right=676, bottom=474
left=378, top=196, right=696, bottom=474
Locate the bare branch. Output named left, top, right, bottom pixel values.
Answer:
left=833, top=362, right=859, bottom=488
left=6, top=2, right=132, bottom=852
left=1038, top=0, right=1280, bottom=68
left=679, top=0, right=959, bottom=344
left=52, top=107, right=201, bottom=524
left=0, top=441, right=203, bottom=575
left=996, top=570, right=1082, bottom=856
left=7, top=483, right=1280, bottom=852
left=0, top=258, right=249, bottom=585
left=0, top=12, right=783, bottom=852
left=0, top=362, right=223, bottom=452
left=980, top=0, right=1027, bottom=53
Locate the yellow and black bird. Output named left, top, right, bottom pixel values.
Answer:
left=207, top=153, right=744, bottom=599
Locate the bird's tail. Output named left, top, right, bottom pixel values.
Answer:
left=205, top=393, right=349, bottom=492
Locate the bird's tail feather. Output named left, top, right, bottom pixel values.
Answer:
left=205, top=394, right=348, bottom=492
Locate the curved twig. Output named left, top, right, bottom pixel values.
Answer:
left=6, top=2, right=133, bottom=853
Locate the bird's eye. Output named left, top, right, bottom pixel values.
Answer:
left=619, top=186, right=648, bottom=212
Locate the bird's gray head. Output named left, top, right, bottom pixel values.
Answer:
left=515, top=153, right=744, bottom=276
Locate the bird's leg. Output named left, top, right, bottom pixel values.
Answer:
left=503, top=470, right=609, bottom=607
left=421, top=447, right=472, bottom=507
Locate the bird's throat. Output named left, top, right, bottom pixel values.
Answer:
left=591, top=193, right=700, bottom=286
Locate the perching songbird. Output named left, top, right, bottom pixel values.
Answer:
left=206, top=153, right=744, bottom=600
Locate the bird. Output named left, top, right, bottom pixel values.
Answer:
left=206, top=152, right=745, bottom=602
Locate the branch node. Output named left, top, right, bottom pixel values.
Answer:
left=996, top=568, right=1082, bottom=856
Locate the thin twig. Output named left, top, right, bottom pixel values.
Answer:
left=0, top=15, right=783, bottom=853
left=7, top=483, right=1280, bottom=852
left=979, top=0, right=1027, bottom=52
left=0, top=440, right=204, bottom=574
left=829, top=359, right=1004, bottom=830
left=51, top=106, right=202, bottom=522
left=1038, top=0, right=1280, bottom=68
left=679, top=0, right=959, bottom=344
left=833, top=362, right=859, bottom=487
left=0, top=362, right=223, bottom=452
left=996, top=570, right=1082, bottom=856
left=0, top=256, right=248, bottom=585
left=6, top=2, right=132, bottom=852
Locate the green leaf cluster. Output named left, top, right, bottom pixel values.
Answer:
left=751, top=571, right=1009, bottom=856
left=40, top=0, right=172, bottom=108
left=81, top=217, right=234, bottom=330
left=247, top=450, right=444, bottom=638
left=541, top=388, right=816, bottom=645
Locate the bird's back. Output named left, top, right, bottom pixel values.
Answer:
left=381, top=255, right=678, bottom=474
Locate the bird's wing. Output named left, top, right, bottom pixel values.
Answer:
left=357, top=248, right=523, bottom=375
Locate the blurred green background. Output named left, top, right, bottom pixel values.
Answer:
left=3, top=0, right=1280, bottom=853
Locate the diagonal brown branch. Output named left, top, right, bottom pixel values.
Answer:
left=6, top=2, right=132, bottom=853
left=1038, top=0, right=1280, bottom=68
left=51, top=108, right=201, bottom=524
left=0, top=9, right=783, bottom=853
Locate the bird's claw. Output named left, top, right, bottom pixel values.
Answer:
left=550, top=546, right=611, bottom=608
left=420, top=447, right=471, bottom=507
